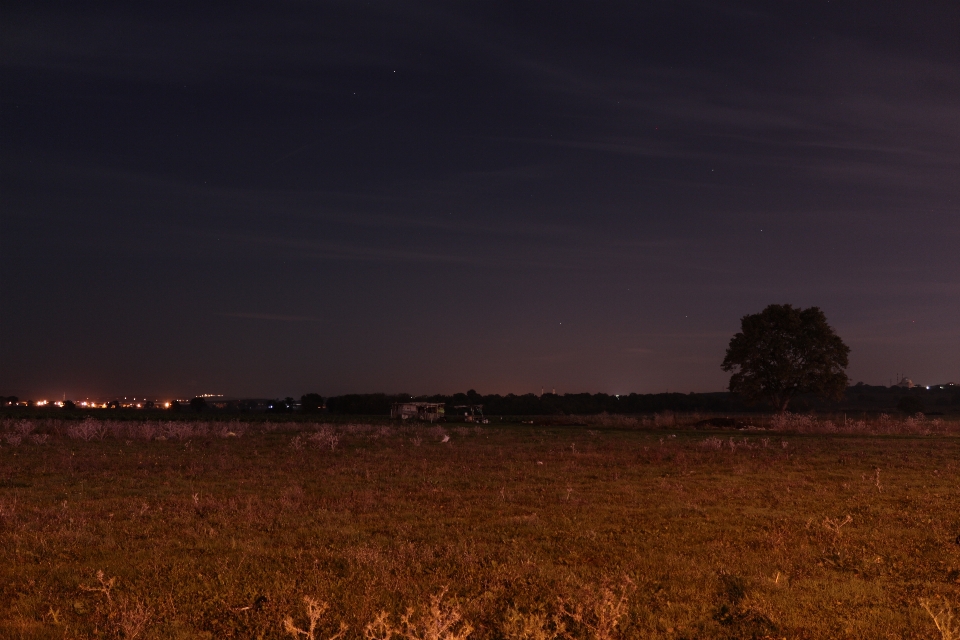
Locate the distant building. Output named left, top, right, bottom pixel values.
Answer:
left=453, top=404, right=488, bottom=423
left=896, top=377, right=915, bottom=388
left=390, top=402, right=444, bottom=422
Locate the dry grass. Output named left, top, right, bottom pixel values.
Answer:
left=922, top=597, right=960, bottom=640
left=3, top=416, right=960, bottom=638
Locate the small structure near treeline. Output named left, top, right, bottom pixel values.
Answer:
left=454, top=404, right=488, bottom=423
left=390, top=402, right=445, bottom=422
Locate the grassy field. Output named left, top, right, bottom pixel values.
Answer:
left=3, top=416, right=960, bottom=639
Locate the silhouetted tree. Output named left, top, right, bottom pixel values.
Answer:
left=300, top=393, right=324, bottom=413
left=62, top=400, right=76, bottom=410
left=721, top=304, right=850, bottom=413
left=189, top=397, right=207, bottom=412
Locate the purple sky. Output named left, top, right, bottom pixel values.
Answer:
left=3, top=2, right=959, bottom=399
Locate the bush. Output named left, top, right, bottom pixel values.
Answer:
left=897, top=396, right=925, bottom=415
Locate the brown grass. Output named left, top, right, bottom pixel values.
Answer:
left=2, top=416, right=960, bottom=638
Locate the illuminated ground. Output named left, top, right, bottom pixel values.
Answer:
left=2, top=417, right=959, bottom=638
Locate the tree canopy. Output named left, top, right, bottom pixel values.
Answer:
left=300, top=393, right=324, bottom=413
left=721, top=304, right=850, bottom=412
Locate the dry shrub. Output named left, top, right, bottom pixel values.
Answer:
left=558, top=577, right=633, bottom=640
left=161, top=422, right=195, bottom=440
left=653, top=412, right=675, bottom=428
left=699, top=436, right=723, bottom=450
left=218, top=422, right=246, bottom=438
left=13, top=421, right=36, bottom=436
left=501, top=607, right=565, bottom=640
left=116, top=595, right=152, bottom=640
left=364, top=611, right=396, bottom=640
left=285, top=599, right=346, bottom=639
left=67, top=418, right=107, bottom=441
left=822, top=514, right=853, bottom=541
left=128, top=422, right=158, bottom=440
left=921, top=597, right=959, bottom=640
left=284, top=596, right=347, bottom=640
left=309, top=426, right=340, bottom=451
left=77, top=570, right=152, bottom=639
left=399, top=588, right=473, bottom=640
left=767, top=412, right=954, bottom=435
left=79, top=570, right=116, bottom=604
left=343, top=423, right=374, bottom=435
left=768, top=413, right=817, bottom=432
left=363, top=588, right=472, bottom=640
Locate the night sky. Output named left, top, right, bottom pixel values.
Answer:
left=3, top=2, right=959, bottom=400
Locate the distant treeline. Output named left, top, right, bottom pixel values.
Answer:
left=5, top=384, right=958, bottom=419
left=327, top=391, right=748, bottom=416
left=326, top=383, right=960, bottom=416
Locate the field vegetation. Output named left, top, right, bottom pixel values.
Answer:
left=3, top=414, right=960, bottom=638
